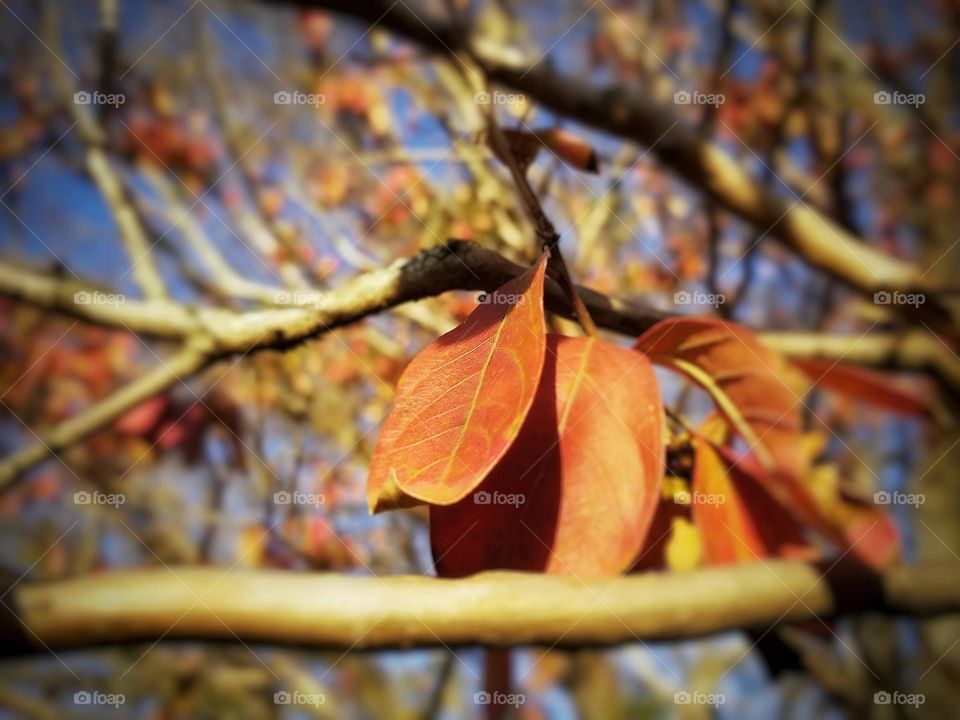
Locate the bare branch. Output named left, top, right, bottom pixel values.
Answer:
left=264, top=0, right=952, bottom=327
left=0, top=344, right=208, bottom=487
left=4, top=561, right=958, bottom=653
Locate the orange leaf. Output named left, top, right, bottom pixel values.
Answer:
left=430, top=335, right=664, bottom=578
left=792, top=358, right=930, bottom=416
left=807, top=464, right=900, bottom=569
left=636, top=317, right=808, bottom=476
left=691, top=432, right=815, bottom=566
left=539, top=128, right=600, bottom=173
left=114, top=395, right=168, bottom=435
left=366, top=254, right=549, bottom=511
left=497, top=128, right=600, bottom=173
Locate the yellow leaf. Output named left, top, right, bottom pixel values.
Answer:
left=665, top=517, right=703, bottom=571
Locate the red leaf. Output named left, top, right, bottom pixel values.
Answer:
left=366, top=254, right=549, bottom=511
left=690, top=428, right=816, bottom=565
left=114, top=395, right=168, bottom=435
left=497, top=128, right=600, bottom=173
left=806, top=464, right=901, bottom=569
left=430, top=335, right=664, bottom=578
left=710, top=438, right=900, bottom=569
left=791, top=358, right=930, bottom=416
left=636, top=317, right=808, bottom=476
left=540, top=128, right=600, bottom=173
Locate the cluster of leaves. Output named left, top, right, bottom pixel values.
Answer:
left=368, top=258, right=917, bottom=579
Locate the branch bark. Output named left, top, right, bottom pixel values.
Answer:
left=2, top=561, right=958, bottom=654
left=2, top=241, right=955, bottom=487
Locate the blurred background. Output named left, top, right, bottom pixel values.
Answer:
left=1, top=0, right=959, bottom=717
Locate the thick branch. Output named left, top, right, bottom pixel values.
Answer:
left=0, top=261, right=195, bottom=338
left=2, top=561, right=958, bottom=653
left=0, top=242, right=667, bottom=341
left=0, top=242, right=666, bottom=487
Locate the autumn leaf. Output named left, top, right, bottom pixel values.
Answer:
left=664, top=517, right=703, bottom=572
left=690, top=418, right=815, bottom=565
left=807, top=463, right=900, bottom=569
left=496, top=128, right=600, bottom=173
left=630, top=494, right=689, bottom=573
left=430, top=334, right=664, bottom=578
left=366, top=254, right=549, bottom=512
left=114, top=395, right=169, bottom=435
left=636, top=317, right=808, bottom=476
left=707, top=428, right=899, bottom=569
left=539, top=128, right=600, bottom=173
left=791, top=357, right=930, bottom=417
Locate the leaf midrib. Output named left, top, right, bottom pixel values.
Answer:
left=437, top=319, right=509, bottom=485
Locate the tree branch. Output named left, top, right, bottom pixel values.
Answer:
left=264, top=0, right=952, bottom=327
left=2, top=561, right=958, bottom=654
left=2, top=240, right=954, bottom=487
